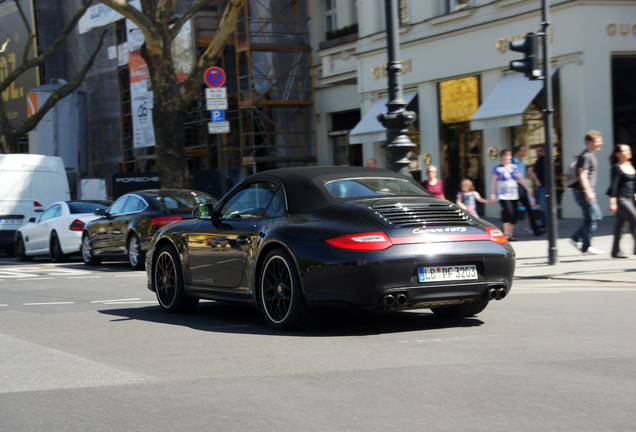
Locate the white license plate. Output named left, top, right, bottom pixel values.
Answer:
left=418, top=265, right=478, bottom=283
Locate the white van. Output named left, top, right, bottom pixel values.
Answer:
left=0, top=154, right=70, bottom=253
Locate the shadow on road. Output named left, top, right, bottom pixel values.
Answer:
left=98, top=301, right=484, bottom=337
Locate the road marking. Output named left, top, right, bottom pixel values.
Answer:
left=91, top=298, right=141, bottom=303
left=18, top=277, right=54, bottom=281
left=102, top=300, right=156, bottom=304
left=513, top=286, right=636, bottom=294
left=24, top=302, right=75, bottom=306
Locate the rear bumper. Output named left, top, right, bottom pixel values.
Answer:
left=292, top=240, right=515, bottom=308
left=0, top=229, right=17, bottom=246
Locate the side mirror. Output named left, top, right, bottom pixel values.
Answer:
left=95, top=208, right=107, bottom=216
left=29, top=217, right=36, bottom=223
left=193, top=203, right=216, bottom=220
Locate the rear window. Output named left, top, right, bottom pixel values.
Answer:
left=324, top=178, right=428, bottom=199
left=151, top=193, right=215, bottom=210
left=68, top=201, right=111, bottom=214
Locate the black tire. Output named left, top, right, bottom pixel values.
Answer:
left=259, top=248, right=307, bottom=330
left=50, top=232, right=69, bottom=263
left=81, top=233, right=101, bottom=265
left=127, top=234, right=145, bottom=270
left=15, top=234, right=32, bottom=262
left=154, top=245, right=198, bottom=313
left=431, top=299, right=489, bottom=318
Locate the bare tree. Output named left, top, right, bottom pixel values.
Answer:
left=0, top=0, right=107, bottom=154
left=98, top=0, right=245, bottom=188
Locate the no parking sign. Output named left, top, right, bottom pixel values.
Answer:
left=204, top=67, right=226, bottom=88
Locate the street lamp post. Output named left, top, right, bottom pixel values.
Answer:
left=377, top=0, right=417, bottom=175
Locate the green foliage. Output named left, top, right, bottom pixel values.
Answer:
left=325, top=23, right=358, bottom=41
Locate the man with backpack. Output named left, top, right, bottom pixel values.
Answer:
left=570, top=130, right=605, bottom=254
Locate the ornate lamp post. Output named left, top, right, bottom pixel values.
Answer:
left=377, top=0, right=417, bottom=175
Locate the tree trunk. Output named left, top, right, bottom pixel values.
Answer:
left=152, top=99, right=190, bottom=189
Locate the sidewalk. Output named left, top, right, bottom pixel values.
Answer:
left=483, top=216, right=635, bottom=284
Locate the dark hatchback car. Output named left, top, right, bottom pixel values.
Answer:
left=81, top=189, right=216, bottom=269
left=146, top=167, right=515, bottom=329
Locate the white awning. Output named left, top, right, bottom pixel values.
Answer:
left=470, top=69, right=557, bottom=131
left=348, top=92, right=417, bottom=144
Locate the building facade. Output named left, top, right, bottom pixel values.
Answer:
left=311, top=0, right=636, bottom=218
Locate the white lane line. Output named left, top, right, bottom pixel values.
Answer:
left=102, top=301, right=156, bottom=305
left=67, top=276, right=102, bottom=279
left=24, top=302, right=75, bottom=306
left=513, top=287, right=636, bottom=294
left=91, top=298, right=141, bottom=303
left=18, top=277, right=55, bottom=281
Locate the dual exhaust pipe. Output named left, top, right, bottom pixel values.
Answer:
left=382, top=292, right=408, bottom=307
left=381, top=286, right=507, bottom=308
left=487, top=287, right=507, bottom=301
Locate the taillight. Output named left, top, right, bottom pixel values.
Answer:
left=324, top=231, right=393, bottom=251
left=486, top=227, right=508, bottom=244
left=152, top=216, right=183, bottom=226
left=69, top=219, right=85, bottom=231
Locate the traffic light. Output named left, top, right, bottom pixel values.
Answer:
left=509, top=32, right=541, bottom=80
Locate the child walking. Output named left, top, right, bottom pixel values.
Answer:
left=456, top=179, right=489, bottom=217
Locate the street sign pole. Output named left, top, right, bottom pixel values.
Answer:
left=542, top=0, right=558, bottom=265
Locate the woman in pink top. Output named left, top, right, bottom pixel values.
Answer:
left=420, top=165, right=445, bottom=199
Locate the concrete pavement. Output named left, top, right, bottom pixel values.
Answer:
left=489, top=216, right=636, bottom=284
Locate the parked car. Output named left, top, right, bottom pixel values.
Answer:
left=0, top=154, right=71, bottom=255
left=14, top=200, right=112, bottom=262
left=81, top=189, right=216, bottom=269
left=145, top=166, right=516, bottom=330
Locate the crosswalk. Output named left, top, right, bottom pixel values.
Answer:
left=0, top=264, right=146, bottom=281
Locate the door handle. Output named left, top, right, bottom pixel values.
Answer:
left=236, top=236, right=250, bottom=245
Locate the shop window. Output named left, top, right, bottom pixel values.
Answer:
left=330, top=110, right=361, bottom=166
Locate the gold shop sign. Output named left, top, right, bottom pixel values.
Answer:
left=439, top=76, right=479, bottom=124
left=371, top=59, right=412, bottom=79
left=606, top=23, right=636, bottom=36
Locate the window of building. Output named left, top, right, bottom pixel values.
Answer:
left=325, top=0, right=337, bottom=33
left=350, top=0, right=358, bottom=24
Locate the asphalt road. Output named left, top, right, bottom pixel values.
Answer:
left=1, top=256, right=635, bottom=431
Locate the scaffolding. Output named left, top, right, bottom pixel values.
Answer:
left=232, top=0, right=315, bottom=176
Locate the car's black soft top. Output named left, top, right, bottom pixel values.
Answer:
left=255, top=166, right=421, bottom=214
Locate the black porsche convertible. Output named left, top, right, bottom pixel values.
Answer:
left=146, top=166, right=515, bottom=329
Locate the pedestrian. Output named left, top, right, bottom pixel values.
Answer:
left=489, top=149, right=533, bottom=241
left=456, top=178, right=489, bottom=217
left=365, top=158, right=377, bottom=168
left=533, top=145, right=547, bottom=228
left=420, top=165, right=445, bottom=199
left=608, top=144, right=636, bottom=259
left=512, top=144, right=544, bottom=236
left=569, top=130, right=604, bottom=255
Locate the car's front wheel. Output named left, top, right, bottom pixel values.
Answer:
left=259, top=248, right=307, bottom=330
left=81, top=234, right=101, bottom=265
left=15, top=234, right=32, bottom=262
left=50, top=232, right=69, bottom=263
left=154, top=245, right=198, bottom=313
left=431, top=299, right=489, bottom=318
left=128, top=234, right=144, bottom=270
